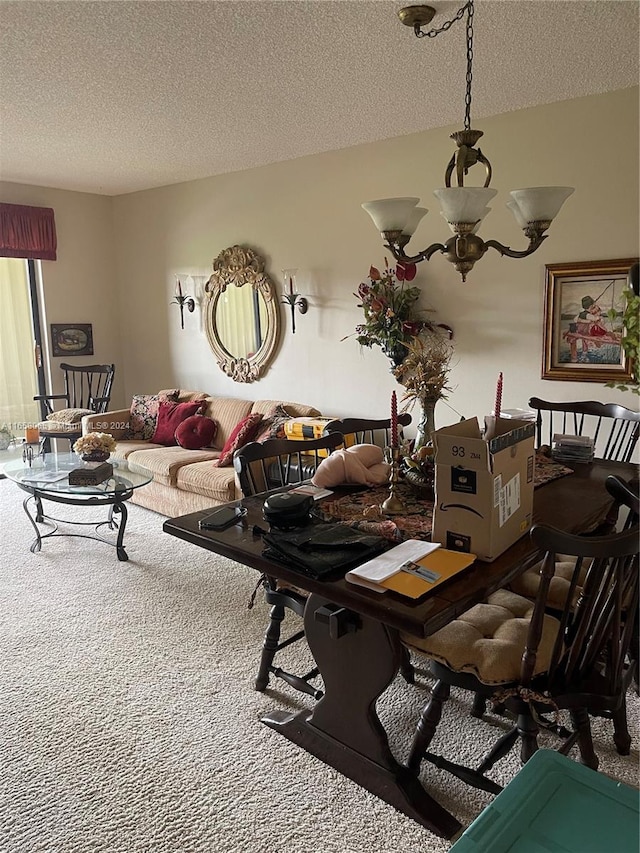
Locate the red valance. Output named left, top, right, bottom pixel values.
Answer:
left=0, top=202, right=57, bottom=260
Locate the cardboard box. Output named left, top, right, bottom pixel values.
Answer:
left=431, top=417, right=535, bottom=562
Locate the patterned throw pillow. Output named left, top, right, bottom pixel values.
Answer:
left=45, top=407, right=92, bottom=424
left=175, top=415, right=218, bottom=450
left=126, top=390, right=179, bottom=440
left=151, top=401, right=205, bottom=446
left=216, top=412, right=264, bottom=467
left=254, top=404, right=293, bottom=443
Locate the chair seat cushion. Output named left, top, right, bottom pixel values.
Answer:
left=509, top=554, right=591, bottom=611
left=45, top=407, right=92, bottom=424
left=401, top=589, right=561, bottom=685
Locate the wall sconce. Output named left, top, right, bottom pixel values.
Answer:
left=281, top=268, right=308, bottom=334
left=172, top=278, right=195, bottom=329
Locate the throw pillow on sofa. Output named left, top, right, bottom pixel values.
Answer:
left=254, top=403, right=293, bottom=443
left=125, top=390, right=180, bottom=440
left=175, top=415, right=218, bottom=450
left=152, top=401, right=205, bottom=446
left=216, top=412, right=264, bottom=467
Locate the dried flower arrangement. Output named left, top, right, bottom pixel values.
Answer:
left=394, top=332, right=454, bottom=407
left=73, top=432, right=116, bottom=456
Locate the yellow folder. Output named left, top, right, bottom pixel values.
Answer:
left=380, top=549, right=477, bottom=599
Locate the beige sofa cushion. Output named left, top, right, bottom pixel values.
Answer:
left=126, top=445, right=219, bottom=487
left=176, top=460, right=239, bottom=503
left=251, top=399, right=321, bottom=418
left=199, top=397, right=254, bottom=450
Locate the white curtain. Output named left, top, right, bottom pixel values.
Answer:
left=0, top=258, right=39, bottom=434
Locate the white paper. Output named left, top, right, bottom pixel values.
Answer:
left=19, top=471, right=68, bottom=483
left=345, top=539, right=441, bottom=591
left=290, top=484, right=333, bottom=500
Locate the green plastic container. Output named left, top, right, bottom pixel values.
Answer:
left=450, top=749, right=639, bottom=853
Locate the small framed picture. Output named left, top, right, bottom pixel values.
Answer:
left=50, top=323, right=94, bottom=358
left=542, top=259, right=638, bottom=383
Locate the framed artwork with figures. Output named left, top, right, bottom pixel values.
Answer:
left=542, top=258, right=637, bottom=383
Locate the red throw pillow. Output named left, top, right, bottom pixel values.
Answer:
left=151, top=401, right=204, bottom=446
left=216, top=412, right=264, bottom=467
left=175, top=415, right=218, bottom=450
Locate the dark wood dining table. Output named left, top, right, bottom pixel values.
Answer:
left=163, top=458, right=637, bottom=840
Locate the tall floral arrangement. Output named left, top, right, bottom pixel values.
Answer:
left=393, top=332, right=454, bottom=406
left=346, top=260, right=429, bottom=365
left=394, top=331, right=454, bottom=452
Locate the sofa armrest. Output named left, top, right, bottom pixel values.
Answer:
left=82, top=408, right=130, bottom=439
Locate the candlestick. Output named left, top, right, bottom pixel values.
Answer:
left=381, top=446, right=407, bottom=515
left=176, top=279, right=183, bottom=298
left=25, top=426, right=40, bottom=444
left=494, top=372, right=503, bottom=418
left=289, top=276, right=293, bottom=295
left=391, top=390, right=398, bottom=448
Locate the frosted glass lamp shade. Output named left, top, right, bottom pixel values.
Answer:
left=434, top=187, right=497, bottom=224
left=471, top=207, right=491, bottom=235
left=507, top=199, right=529, bottom=229
left=361, top=197, right=419, bottom=233
left=402, top=206, right=428, bottom=237
left=509, top=187, right=574, bottom=223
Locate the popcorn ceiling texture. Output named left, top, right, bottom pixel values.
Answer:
left=1, top=1, right=638, bottom=195
left=0, top=477, right=638, bottom=853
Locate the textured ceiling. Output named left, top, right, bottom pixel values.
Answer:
left=1, top=0, right=638, bottom=196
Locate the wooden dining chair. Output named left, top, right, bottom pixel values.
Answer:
left=35, top=362, right=115, bottom=447
left=528, top=397, right=640, bottom=462
left=400, top=517, right=639, bottom=793
left=323, top=413, right=412, bottom=448
left=233, top=432, right=344, bottom=699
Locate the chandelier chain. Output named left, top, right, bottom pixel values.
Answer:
left=412, top=1, right=475, bottom=129
left=464, top=0, right=474, bottom=131
left=414, top=0, right=471, bottom=39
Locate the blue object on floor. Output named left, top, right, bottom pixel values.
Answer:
left=450, top=749, right=639, bottom=853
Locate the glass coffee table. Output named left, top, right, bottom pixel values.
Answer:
left=2, top=451, right=153, bottom=561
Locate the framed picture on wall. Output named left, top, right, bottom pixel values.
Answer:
left=50, top=323, right=94, bottom=358
left=542, top=258, right=638, bottom=383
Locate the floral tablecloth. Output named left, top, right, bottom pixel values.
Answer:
left=314, top=452, right=574, bottom=543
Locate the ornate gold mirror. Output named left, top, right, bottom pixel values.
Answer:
left=204, top=245, right=280, bottom=382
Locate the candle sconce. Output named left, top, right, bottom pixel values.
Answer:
left=172, top=279, right=195, bottom=330
left=281, top=269, right=308, bottom=334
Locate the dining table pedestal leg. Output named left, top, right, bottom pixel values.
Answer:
left=261, top=593, right=461, bottom=840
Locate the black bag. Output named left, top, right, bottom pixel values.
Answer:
left=262, top=522, right=388, bottom=580
left=263, top=492, right=314, bottom=528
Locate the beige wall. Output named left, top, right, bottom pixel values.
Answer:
left=0, top=183, right=122, bottom=403
left=3, top=87, right=638, bottom=435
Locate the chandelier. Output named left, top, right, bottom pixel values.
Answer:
left=362, top=1, right=574, bottom=282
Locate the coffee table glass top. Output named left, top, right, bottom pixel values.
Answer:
left=2, top=452, right=152, bottom=495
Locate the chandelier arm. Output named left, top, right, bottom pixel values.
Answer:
left=483, top=235, right=548, bottom=259
left=386, top=242, right=447, bottom=265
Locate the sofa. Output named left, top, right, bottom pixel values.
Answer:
left=82, top=389, right=321, bottom=517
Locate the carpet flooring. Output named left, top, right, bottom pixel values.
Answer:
left=0, top=479, right=638, bottom=853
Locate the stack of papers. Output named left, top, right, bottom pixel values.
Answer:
left=345, top=539, right=476, bottom=598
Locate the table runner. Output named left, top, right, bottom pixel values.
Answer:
left=315, top=452, right=574, bottom=542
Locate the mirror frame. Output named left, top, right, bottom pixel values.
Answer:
left=204, top=245, right=281, bottom=382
